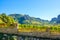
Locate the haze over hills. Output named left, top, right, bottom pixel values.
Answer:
left=9, top=14, right=60, bottom=25
left=9, top=14, right=49, bottom=25
left=0, top=13, right=60, bottom=25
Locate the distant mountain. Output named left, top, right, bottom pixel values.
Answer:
left=1, top=13, right=60, bottom=25
left=57, top=15, right=60, bottom=23
left=50, top=14, right=60, bottom=24
left=50, top=17, right=57, bottom=24
left=9, top=14, right=49, bottom=25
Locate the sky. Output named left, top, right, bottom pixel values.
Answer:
left=0, top=0, right=60, bottom=20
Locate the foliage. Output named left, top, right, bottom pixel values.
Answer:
left=0, top=13, right=16, bottom=27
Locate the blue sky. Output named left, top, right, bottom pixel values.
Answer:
left=0, top=0, right=60, bottom=20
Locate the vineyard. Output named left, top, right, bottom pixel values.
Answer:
left=17, top=24, right=60, bottom=35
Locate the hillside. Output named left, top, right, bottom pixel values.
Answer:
left=9, top=14, right=49, bottom=25
left=0, top=13, right=60, bottom=26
